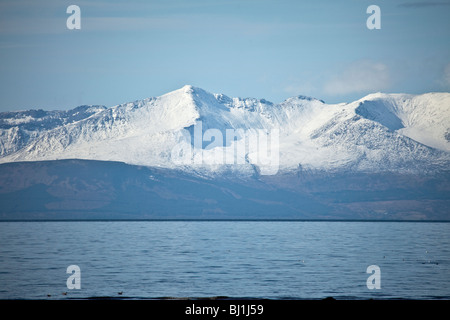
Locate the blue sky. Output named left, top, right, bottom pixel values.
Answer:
left=0, top=0, right=449, bottom=111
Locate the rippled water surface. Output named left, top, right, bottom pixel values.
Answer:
left=0, top=221, right=449, bottom=299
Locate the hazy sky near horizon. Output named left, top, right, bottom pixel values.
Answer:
left=0, top=0, right=449, bottom=111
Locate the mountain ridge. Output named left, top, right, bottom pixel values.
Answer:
left=1, top=86, right=449, bottom=220
left=0, top=85, right=449, bottom=175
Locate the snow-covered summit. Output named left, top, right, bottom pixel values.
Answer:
left=0, top=86, right=449, bottom=175
left=354, top=92, right=450, bottom=152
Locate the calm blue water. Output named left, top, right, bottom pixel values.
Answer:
left=0, top=221, right=449, bottom=300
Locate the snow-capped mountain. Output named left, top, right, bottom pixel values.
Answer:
left=0, top=85, right=449, bottom=175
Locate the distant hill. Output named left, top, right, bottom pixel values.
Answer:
left=0, top=86, right=449, bottom=220
left=0, top=159, right=448, bottom=220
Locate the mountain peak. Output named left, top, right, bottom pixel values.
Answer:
left=282, top=95, right=325, bottom=104
left=160, top=84, right=194, bottom=98
left=179, top=84, right=200, bottom=95
left=161, top=85, right=215, bottom=102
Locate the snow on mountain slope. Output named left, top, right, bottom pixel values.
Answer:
left=355, top=92, right=450, bottom=152
left=0, top=105, right=106, bottom=156
left=0, top=85, right=449, bottom=175
left=0, top=86, right=200, bottom=168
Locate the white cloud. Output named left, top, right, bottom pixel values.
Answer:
left=323, top=60, right=390, bottom=95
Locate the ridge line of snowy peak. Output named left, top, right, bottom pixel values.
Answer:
left=0, top=85, right=449, bottom=174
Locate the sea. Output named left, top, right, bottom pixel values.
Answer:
left=0, top=221, right=449, bottom=300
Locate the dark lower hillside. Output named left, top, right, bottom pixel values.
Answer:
left=0, top=159, right=448, bottom=220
